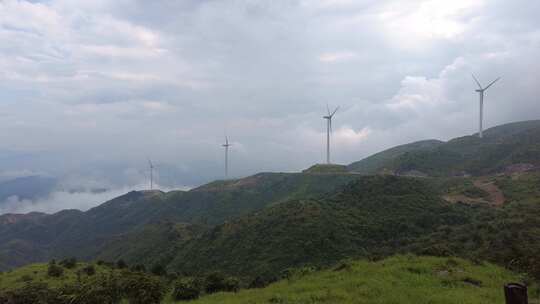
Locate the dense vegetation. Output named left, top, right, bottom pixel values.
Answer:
left=165, top=176, right=475, bottom=278
left=0, top=173, right=362, bottom=270
left=348, top=120, right=540, bottom=176
left=1, top=256, right=534, bottom=303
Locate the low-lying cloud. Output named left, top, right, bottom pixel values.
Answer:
left=0, top=183, right=191, bottom=215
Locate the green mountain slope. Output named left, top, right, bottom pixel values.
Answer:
left=106, top=172, right=540, bottom=284
left=184, top=256, right=525, bottom=304
left=165, top=176, right=476, bottom=277
left=347, top=139, right=443, bottom=174
left=0, top=173, right=362, bottom=270
left=348, top=120, right=540, bottom=176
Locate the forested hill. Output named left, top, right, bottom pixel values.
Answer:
left=347, top=120, right=540, bottom=176
left=0, top=173, right=362, bottom=270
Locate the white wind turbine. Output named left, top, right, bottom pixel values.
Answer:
left=472, top=74, right=500, bottom=138
left=222, top=136, right=231, bottom=178
left=323, top=105, right=339, bottom=164
left=147, top=158, right=154, bottom=190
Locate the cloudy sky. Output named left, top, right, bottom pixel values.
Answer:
left=1, top=0, right=540, bottom=212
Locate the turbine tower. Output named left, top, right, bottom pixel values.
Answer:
left=148, top=158, right=154, bottom=190
left=472, top=74, right=500, bottom=138
left=323, top=105, right=339, bottom=164
left=222, top=136, right=231, bottom=178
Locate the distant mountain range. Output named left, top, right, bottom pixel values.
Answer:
left=0, top=120, right=539, bottom=282
left=0, top=175, right=57, bottom=203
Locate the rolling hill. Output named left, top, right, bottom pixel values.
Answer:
left=348, top=120, right=540, bottom=176
left=0, top=173, right=363, bottom=270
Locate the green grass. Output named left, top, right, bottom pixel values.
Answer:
left=167, top=255, right=532, bottom=304
left=0, top=262, right=109, bottom=291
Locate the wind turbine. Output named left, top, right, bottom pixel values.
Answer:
left=323, top=105, right=339, bottom=164
left=472, top=74, right=500, bottom=138
left=147, top=158, right=154, bottom=190
left=222, top=136, right=231, bottom=178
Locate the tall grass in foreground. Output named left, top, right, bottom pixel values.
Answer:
left=170, top=255, right=538, bottom=304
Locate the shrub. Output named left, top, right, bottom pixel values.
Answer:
left=223, top=277, right=240, bottom=292
left=18, top=274, right=33, bottom=283
left=130, top=264, right=146, bottom=273
left=248, top=276, right=273, bottom=289
left=82, top=265, right=96, bottom=276
left=204, top=272, right=240, bottom=294
left=70, top=273, right=122, bottom=304
left=204, top=272, right=227, bottom=294
left=59, top=257, right=77, bottom=269
left=116, top=259, right=127, bottom=269
left=150, top=264, right=167, bottom=276
left=172, top=278, right=201, bottom=301
left=1, top=282, right=65, bottom=304
left=48, top=260, right=64, bottom=278
left=119, top=272, right=166, bottom=304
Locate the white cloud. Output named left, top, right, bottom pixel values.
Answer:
left=0, top=183, right=191, bottom=215
left=0, top=0, right=539, bottom=214
left=319, top=51, right=358, bottom=63
left=334, top=126, right=371, bottom=145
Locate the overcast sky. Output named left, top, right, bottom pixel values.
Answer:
left=1, top=0, right=540, bottom=192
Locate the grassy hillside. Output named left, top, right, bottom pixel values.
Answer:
left=2, top=256, right=533, bottom=304
left=174, top=256, right=532, bottom=304
left=348, top=120, right=540, bottom=176
left=0, top=261, right=112, bottom=291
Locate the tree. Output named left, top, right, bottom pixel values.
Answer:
left=150, top=263, right=167, bottom=276
left=70, top=273, right=122, bottom=304
left=119, top=272, right=166, bottom=304
left=116, top=259, right=127, bottom=269
left=172, top=278, right=201, bottom=301
left=47, top=260, right=64, bottom=278
left=82, top=265, right=96, bottom=276
left=204, top=272, right=240, bottom=294
left=59, top=257, right=77, bottom=269
left=0, top=282, right=66, bottom=304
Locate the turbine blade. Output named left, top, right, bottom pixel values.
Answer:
left=326, top=104, right=330, bottom=116
left=484, top=77, right=500, bottom=90
left=471, top=74, right=483, bottom=89
left=331, top=106, right=340, bottom=117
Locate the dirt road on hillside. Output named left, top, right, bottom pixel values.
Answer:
left=473, top=179, right=506, bottom=206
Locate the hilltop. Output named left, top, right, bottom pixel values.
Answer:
left=348, top=120, right=540, bottom=176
